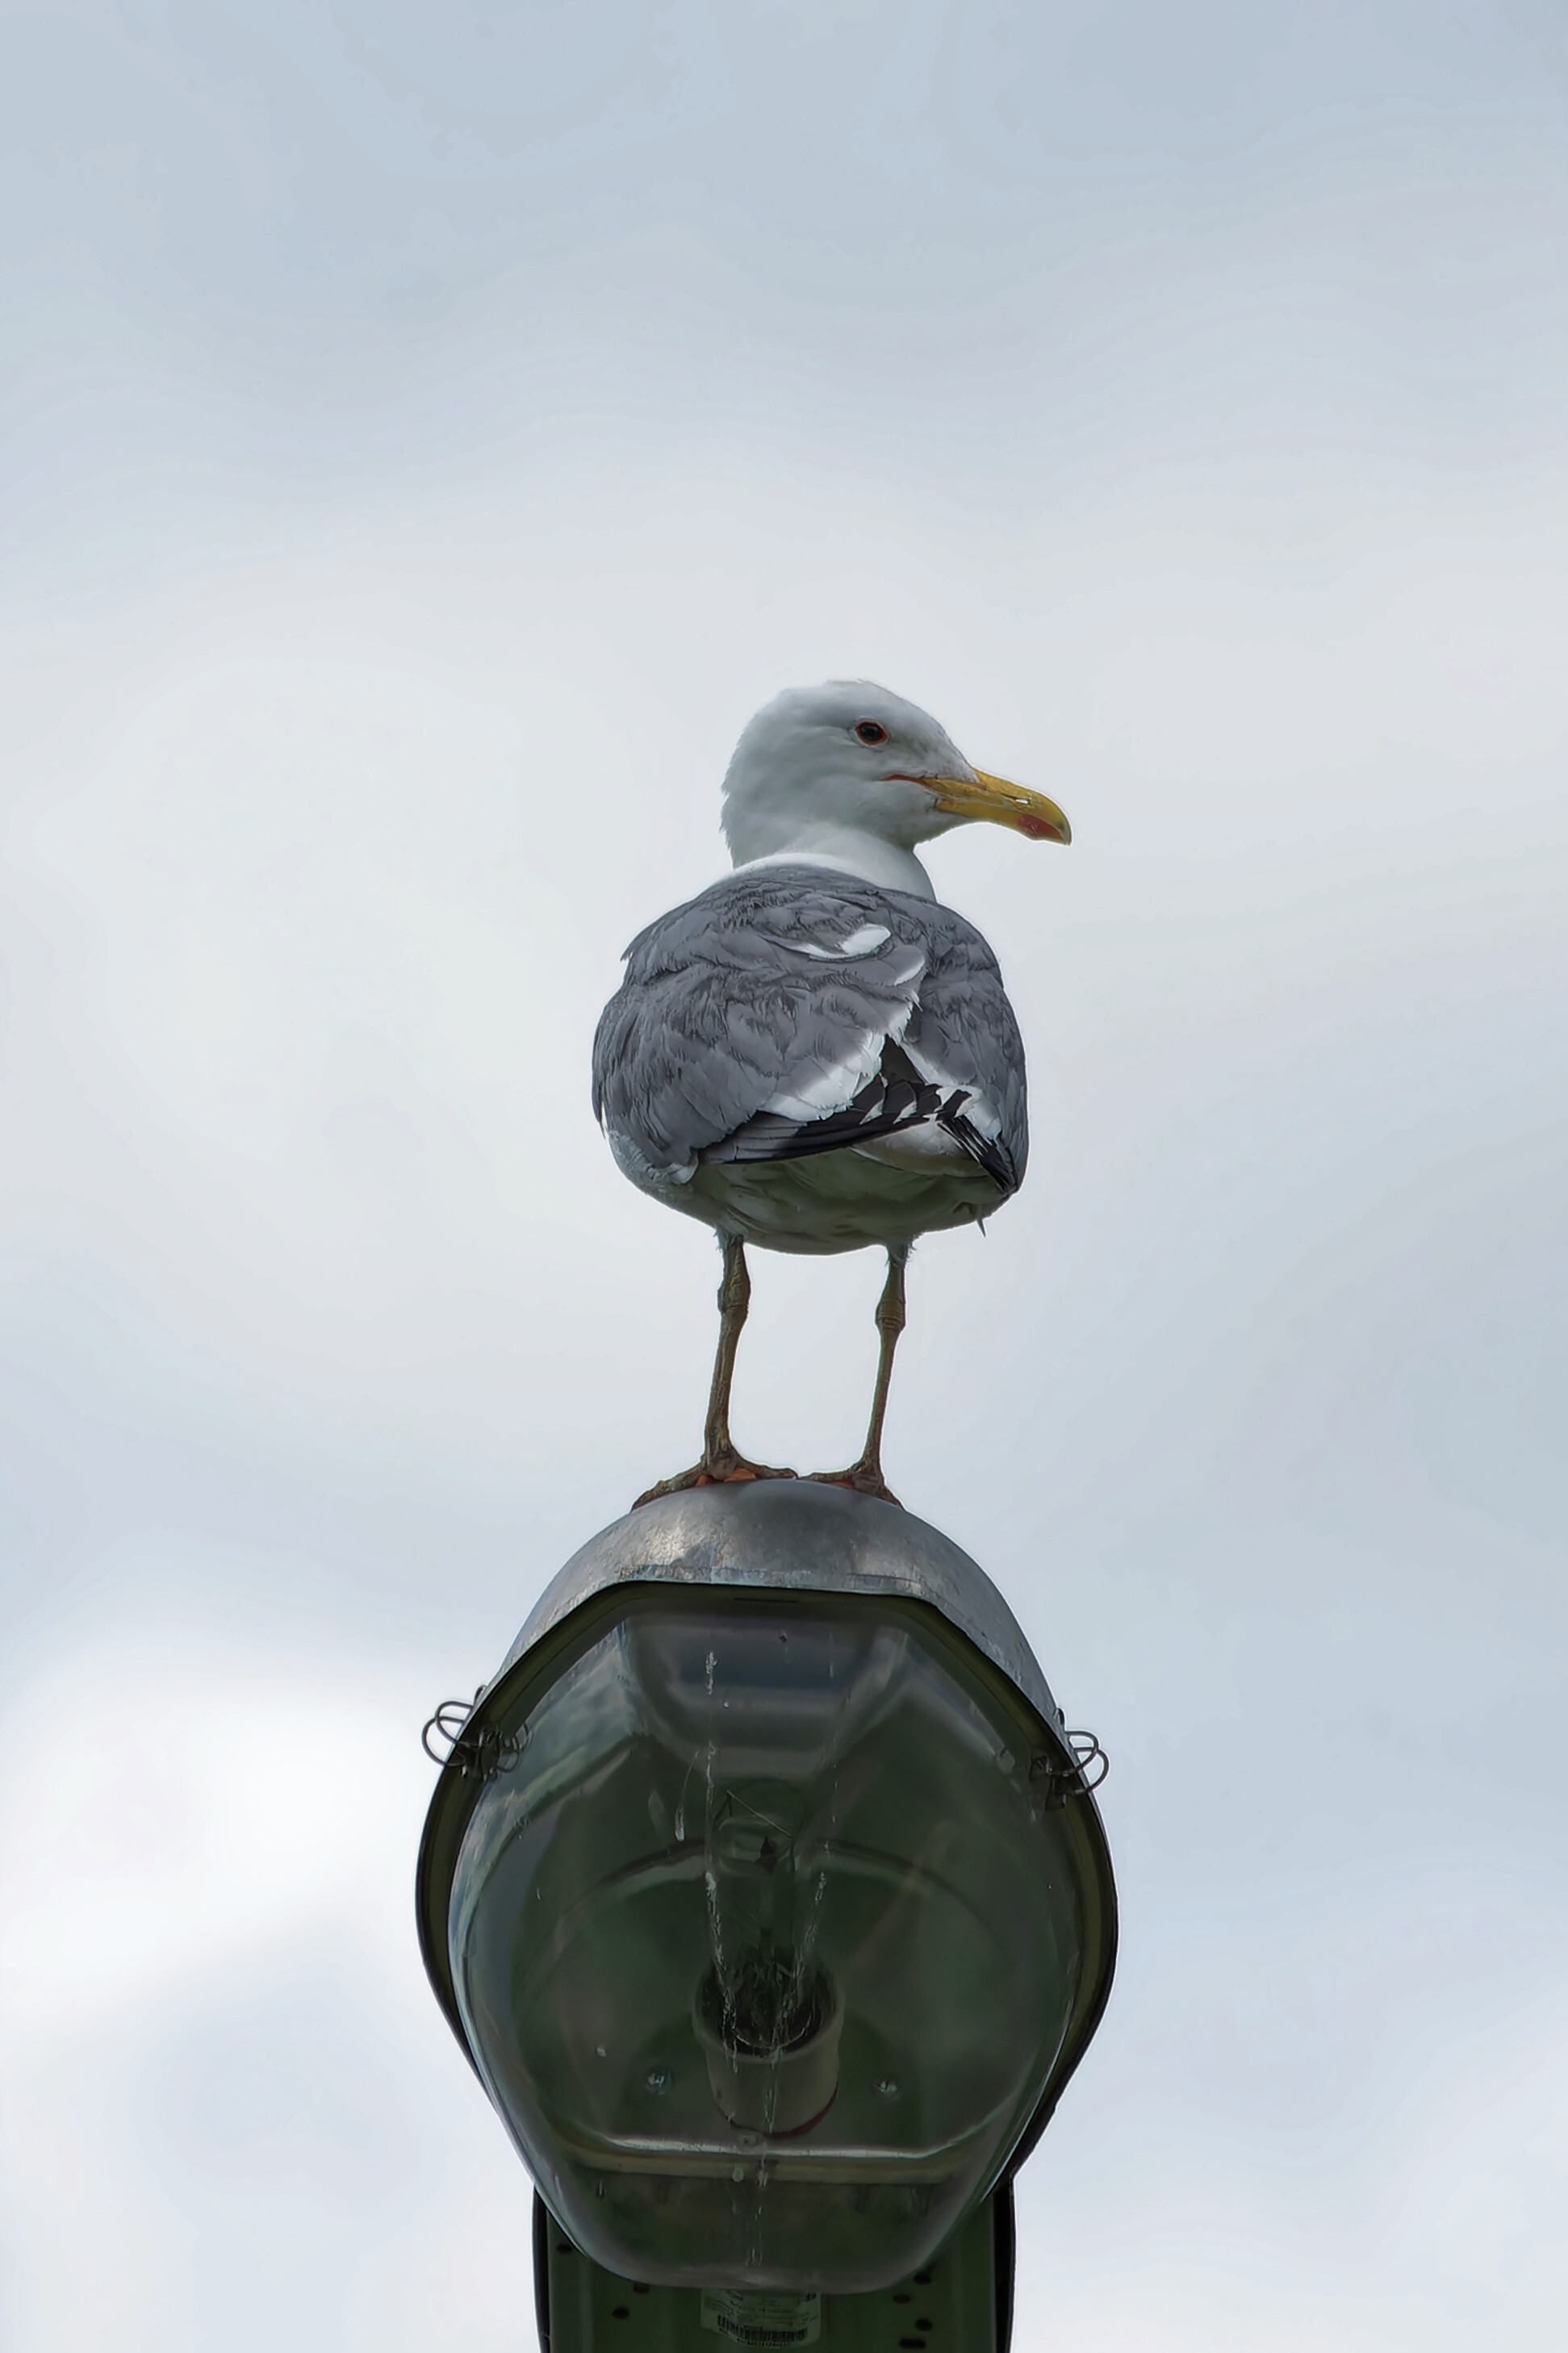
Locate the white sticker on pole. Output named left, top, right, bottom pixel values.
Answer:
left=700, top=2288, right=823, bottom=2346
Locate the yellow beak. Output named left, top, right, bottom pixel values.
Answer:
left=922, top=768, right=1072, bottom=844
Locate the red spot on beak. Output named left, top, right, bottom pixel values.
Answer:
left=1017, top=813, right=1056, bottom=840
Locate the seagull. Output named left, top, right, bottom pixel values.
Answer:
left=592, top=680, right=1070, bottom=1507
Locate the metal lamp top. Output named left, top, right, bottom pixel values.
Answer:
left=495, top=1479, right=1060, bottom=1724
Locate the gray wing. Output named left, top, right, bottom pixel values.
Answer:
left=901, top=910, right=1030, bottom=1189
left=592, top=865, right=1027, bottom=1191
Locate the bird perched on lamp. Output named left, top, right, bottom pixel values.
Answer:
left=592, top=679, right=1069, bottom=1506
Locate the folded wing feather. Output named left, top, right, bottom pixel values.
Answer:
left=592, top=863, right=1027, bottom=1194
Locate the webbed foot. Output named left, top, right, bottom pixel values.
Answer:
left=805, top=1464, right=902, bottom=1508
left=634, top=1454, right=797, bottom=1510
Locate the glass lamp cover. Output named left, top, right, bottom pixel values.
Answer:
left=445, top=1586, right=1102, bottom=2293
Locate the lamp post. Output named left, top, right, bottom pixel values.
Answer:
left=418, top=1481, right=1115, bottom=2351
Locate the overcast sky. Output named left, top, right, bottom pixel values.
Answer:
left=2, top=4, right=1566, bottom=2348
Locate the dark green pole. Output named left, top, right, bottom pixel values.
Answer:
left=533, top=2184, right=1014, bottom=2353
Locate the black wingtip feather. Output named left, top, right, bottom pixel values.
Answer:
left=696, top=1035, right=1018, bottom=1193
left=697, top=1058, right=945, bottom=1166
left=937, top=1096, right=1019, bottom=1192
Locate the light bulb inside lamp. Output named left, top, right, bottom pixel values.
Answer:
left=696, top=1780, right=844, bottom=2134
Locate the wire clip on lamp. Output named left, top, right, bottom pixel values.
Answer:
left=418, top=1481, right=1115, bottom=2351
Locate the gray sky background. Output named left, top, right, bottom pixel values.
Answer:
left=2, top=3, right=1566, bottom=2347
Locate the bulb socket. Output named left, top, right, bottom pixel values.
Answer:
left=694, top=1964, right=844, bottom=2136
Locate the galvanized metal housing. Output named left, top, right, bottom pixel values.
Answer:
left=497, top=1481, right=1060, bottom=1720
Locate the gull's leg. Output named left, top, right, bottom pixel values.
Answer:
left=701, top=1231, right=752, bottom=1470
left=808, top=1246, right=909, bottom=1507
left=634, top=1235, right=797, bottom=1507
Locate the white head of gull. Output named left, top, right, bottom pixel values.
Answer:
left=721, top=679, right=1068, bottom=900
left=592, top=680, right=1071, bottom=1506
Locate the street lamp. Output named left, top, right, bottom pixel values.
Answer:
left=418, top=1481, right=1114, bottom=2350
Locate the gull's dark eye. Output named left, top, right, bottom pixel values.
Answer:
left=854, top=720, right=889, bottom=746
